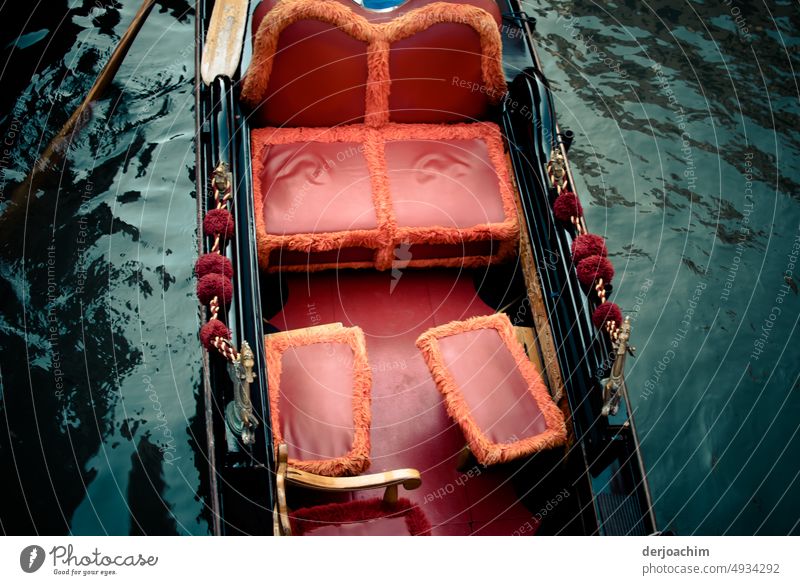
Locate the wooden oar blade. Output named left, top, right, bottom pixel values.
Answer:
left=201, top=0, right=249, bottom=85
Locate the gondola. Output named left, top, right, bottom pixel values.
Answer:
left=194, top=0, right=656, bottom=536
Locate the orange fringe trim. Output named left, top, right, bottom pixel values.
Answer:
left=265, top=324, right=372, bottom=476
left=240, top=0, right=506, bottom=124
left=251, top=122, right=519, bottom=272
left=416, top=313, right=567, bottom=466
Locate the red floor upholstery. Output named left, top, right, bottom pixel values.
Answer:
left=253, top=123, right=519, bottom=272
left=291, top=497, right=431, bottom=536
left=271, top=270, right=542, bottom=535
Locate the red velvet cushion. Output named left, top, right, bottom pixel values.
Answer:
left=278, top=342, right=357, bottom=461
left=416, top=313, right=568, bottom=465
left=437, top=328, right=548, bottom=443
left=385, top=138, right=507, bottom=229
left=253, top=18, right=368, bottom=127
left=388, top=22, right=489, bottom=124
left=266, top=324, right=372, bottom=476
left=259, top=141, right=377, bottom=235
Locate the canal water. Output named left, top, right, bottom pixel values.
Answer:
left=0, top=0, right=797, bottom=535
left=528, top=0, right=799, bottom=534
left=0, top=1, right=208, bottom=534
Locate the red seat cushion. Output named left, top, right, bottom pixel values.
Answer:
left=386, top=138, right=507, bottom=228
left=415, top=313, right=567, bottom=465
left=266, top=324, right=372, bottom=476
left=259, top=141, right=378, bottom=235
left=388, top=22, right=491, bottom=124
left=252, top=123, right=519, bottom=272
left=291, top=497, right=431, bottom=536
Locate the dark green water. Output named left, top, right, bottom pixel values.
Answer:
left=528, top=0, right=800, bottom=534
left=0, top=1, right=209, bottom=534
left=0, top=0, right=797, bottom=536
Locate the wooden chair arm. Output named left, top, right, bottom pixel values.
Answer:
left=274, top=444, right=423, bottom=535
left=276, top=444, right=291, bottom=536
left=286, top=467, right=422, bottom=495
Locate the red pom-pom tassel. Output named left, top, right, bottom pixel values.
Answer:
left=200, top=320, right=231, bottom=350
left=571, top=233, right=607, bottom=264
left=576, top=255, right=614, bottom=289
left=197, top=273, right=233, bottom=305
left=203, top=208, right=235, bottom=239
left=195, top=253, right=233, bottom=278
left=592, top=302, right=623, bottom=330
left=553, top=191, right=583, bottom=223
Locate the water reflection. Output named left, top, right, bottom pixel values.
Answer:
left=0, top=1, right=208, bottom=535
left=529, top=0, right=799, bottom=534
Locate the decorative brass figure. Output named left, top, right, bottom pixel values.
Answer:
left=212, top=162, right=230, bottom=195
left=601, top=316, right=635, bottom=417
left=225, top=341, right=258, bottom=444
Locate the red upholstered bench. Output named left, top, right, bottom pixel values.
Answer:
left=252, top=123, right=519, bottom=272
left=266, top=324, right=372, bottom=476
left=244, top=0, right=517, bottom=273
left=416, top=313, right=567, bottom=466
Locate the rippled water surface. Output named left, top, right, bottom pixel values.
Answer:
left=527, top=0, right=799, bottom=534
left=0, top=0, right=798, bottom=536
left=0, top=1, right=208, bottom=534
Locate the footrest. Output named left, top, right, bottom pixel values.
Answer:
left=266, top=323, right=372, bottom=476
left=416, top=313, right=567, bottom=465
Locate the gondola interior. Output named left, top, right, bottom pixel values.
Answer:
left=196, top=0, right=655, bottom=536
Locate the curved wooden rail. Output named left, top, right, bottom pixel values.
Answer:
left=275, top=443, right=423, bottom=536
left=286, top=467, right=422, bottom=496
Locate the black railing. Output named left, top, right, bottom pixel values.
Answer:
left=195, top=0, right=275, bottom=535
left=502, top=65, right=656, bottom=534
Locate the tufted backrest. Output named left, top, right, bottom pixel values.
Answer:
left=241, top=0, right=506, bottom=127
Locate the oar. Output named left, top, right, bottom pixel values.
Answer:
left=0, top=0, right=156, bottom=228
left=200, top=0, right=249, bottom=85
left=36, top=0, right=157, bottom=172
